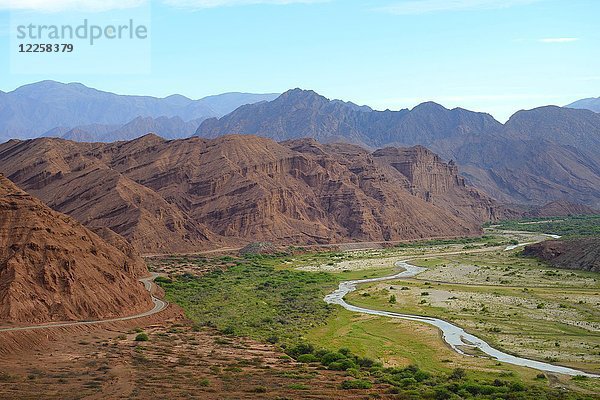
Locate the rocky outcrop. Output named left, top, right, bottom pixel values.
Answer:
left=0, top=175, right=153, bottom=324
left=523, top=239, right=600, bottom=273
left=526, top=201, right=598, bottom=218
left=195, top=90, right=600, bottom=208
left=0, top=135, right=504, bottom=253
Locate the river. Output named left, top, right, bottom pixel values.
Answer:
left=324, top=260, right=598, bottom=377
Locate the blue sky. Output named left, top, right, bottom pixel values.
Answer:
left=0, top=0, right=598, bottom=121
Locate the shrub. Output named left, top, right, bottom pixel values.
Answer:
left=296, top=354, right=318, bottom=363
left=198, top=378, right=210, bottom=387
left=266, top=335, right=279, bottom=344
left=389, top=294, right=397, bottom=304
left=398, top=377, right=418, bottom=387
left=251, top=386, right=267, bottom=393
left=288, top=383, right=309, bottom=390
left=339, top=347, right=351, bottom=356
left=154, top=276, right=172, bottom=284
left=357, top=357, right=376, bottom=368
left=221, top=326, right=235, bottom=335
left=341, top=379, right=372, bottom=390
left=328, top=359, right=357, bottom=371
left=288, top=343, right=314, bottom=358
left=449, top=368, right=466, bottom=380
left=134, top=333, right=149, bottom=342
left=321, top=352, right=347, bottom=366
left=572, top=375, right=589, bottom=381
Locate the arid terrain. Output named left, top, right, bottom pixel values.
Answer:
left=0, top=175, right=152, bottom=324
left=523, top=238, right=600, bottom=272
left=0, top=135, right=509, bottom=253
left=0, top=309, right=395, bottom=400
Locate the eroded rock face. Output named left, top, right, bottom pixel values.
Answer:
left=195, top=90, right=600, bottom=208
left=0, top=175, right=152, bottom=324
left=0, top=135, right=506, bottom=253
left=523, top=239, right=600, bottom=273
left=526, top=201, right=598, bottom=218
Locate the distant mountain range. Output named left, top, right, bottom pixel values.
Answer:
left=50, top=116, right=204, bottom=142
left=566, top=96, right=600, bottom=113
left=195, top=89, right=600, bottom=208
left=0, top=81, right=279, bottom=142
left=2, top=81, right=598, bottom=208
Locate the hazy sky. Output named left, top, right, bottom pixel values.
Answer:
left=0, top=0, right=598, bottom=121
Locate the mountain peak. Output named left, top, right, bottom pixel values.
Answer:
left=566, top=96, right=600, bottom=113
left=279, top=88, right=327, bottom=102
left=411, top=101, right=448, bottom=113
left=131, top=132, right=165, bottom=143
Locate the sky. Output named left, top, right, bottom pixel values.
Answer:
left=0, top=0, right=598, bottom=121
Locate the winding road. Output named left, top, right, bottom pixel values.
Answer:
left=0, top=273, right=168, bottom=333
left=325, top=258, right=599, bottom=378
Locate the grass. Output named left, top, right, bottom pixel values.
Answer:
left=154, top=229, right=600, bottom=398
left=159, top=260, right=338, bottom=345
left=488, top=214, right=600, bottom=237
left=344, top=247, right=600, bottom=373
left=285, top=339, right=595, bottom=399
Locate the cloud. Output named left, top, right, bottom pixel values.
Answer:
left=539, top=37, right=579, bottom=43
left=379, top=0, right=542, bottom=15
left=0, top=0, right=147, bottom=12
left=163, top=0, right=328, bottom=9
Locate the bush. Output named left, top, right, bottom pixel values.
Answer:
left=321, top=352, right=347, bottom=366
left=221, top=326, right=235, bottom=335
left=341, top=379, right=372, bottom=390
left=339, top=347, right=351, bottom=356
left=134, top=333, right=149, bottom=342
left=154, top=276, right=172, bottom=284
left=357, top=357, right=376, bottom=368
left=287, top=343, right=314, bottom=358
left=296, top=354, right=318, bottom=363
left=328, top=359, right=357, bottom=371
left=198, top=378, right=210, bottom=387
left=449, top=368, right=466, bottom=380
left=389, top=294, right=397, bottom=303
left=266, top=335, right=279, bottom=344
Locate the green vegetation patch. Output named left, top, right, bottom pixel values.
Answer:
left=159, top=262, right=338, bottom=344
left=393, top=235, right=502, bottom=248
left=489, top=215, right=600, bottom=237
left=286, top=343, right=594, bottom=399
